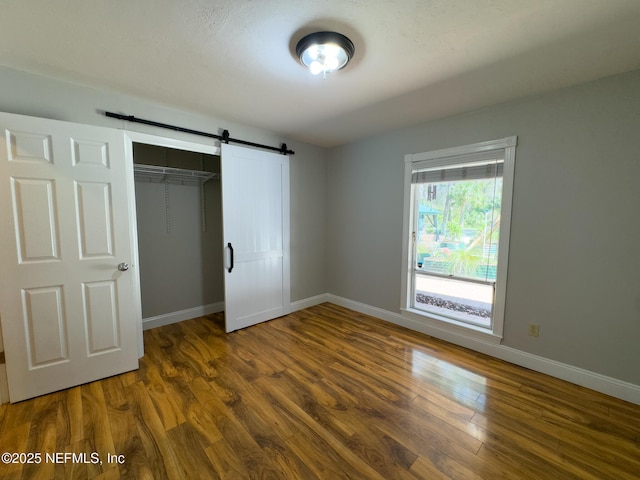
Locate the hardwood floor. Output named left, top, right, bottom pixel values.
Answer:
left=1, top=303, right=639, bottom=479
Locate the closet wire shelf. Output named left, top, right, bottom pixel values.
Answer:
left=134, top=164, right=220, bottom=186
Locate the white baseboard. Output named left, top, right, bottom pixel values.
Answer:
left=142, top=302, right=225, bottom=330
left=290, top=294, right=330, bottom=312
left=143, top=294, right=328, bottom=333
left=325, top=294, right=640, bottom=406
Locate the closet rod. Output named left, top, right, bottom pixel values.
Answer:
left=105, top=111, right=295, bottom=155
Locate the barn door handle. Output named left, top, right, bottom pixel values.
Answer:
left=227, top=243, right=234, bottom=273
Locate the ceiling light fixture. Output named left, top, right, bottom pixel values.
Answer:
left=296, top=31, right=355, bottom=78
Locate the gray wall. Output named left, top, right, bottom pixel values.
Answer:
left=2, top=64, right=639, bottom=389
left=0, top=65, right=328, bottom=306
left=327, top=69, right=640, bottom=385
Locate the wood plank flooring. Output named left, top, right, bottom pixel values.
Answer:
left=1, top=303, right=639, bottom=479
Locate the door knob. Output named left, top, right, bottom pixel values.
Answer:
left=117, top=262, right=129, bottom=272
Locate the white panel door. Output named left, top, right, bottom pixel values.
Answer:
left=221, top=144, right=290, bottom=332
left=0, top=112, right=140, bottom=402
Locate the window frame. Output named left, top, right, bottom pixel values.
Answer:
left=400, top=136, right=517, bottom=343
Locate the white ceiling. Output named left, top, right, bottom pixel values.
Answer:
left=1, top=0, right=640, bottom=147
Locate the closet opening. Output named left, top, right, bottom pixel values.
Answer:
left=132, top=142, right=224, bottom=331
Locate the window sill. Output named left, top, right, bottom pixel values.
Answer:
left=401, top=307, right=503, bottom=345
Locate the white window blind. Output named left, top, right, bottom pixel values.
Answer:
left=412, top=151, right=504, bottom=184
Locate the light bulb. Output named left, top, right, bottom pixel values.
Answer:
left=307, top=46, right=319, bottom=60
left=309, top=61, right=324, bottom=75
left=325, top=56, right=339, bottom=71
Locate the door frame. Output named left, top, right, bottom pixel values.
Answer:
left=123, top=131, right=221, bottom=354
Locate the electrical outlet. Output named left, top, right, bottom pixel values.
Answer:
left=528, top=323, right=540, bottom=337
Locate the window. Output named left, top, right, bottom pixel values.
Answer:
left=401, top=137, right=516, bottom=341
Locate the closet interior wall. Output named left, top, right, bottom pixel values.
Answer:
left=133, top=143, right=223, bottom=321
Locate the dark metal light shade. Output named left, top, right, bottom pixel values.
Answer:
left=296, top=31, right=355, bottom=76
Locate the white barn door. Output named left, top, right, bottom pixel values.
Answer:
left=221, top=144, right=290, bottom=332
left=0, top=112, right=140, bottom=402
